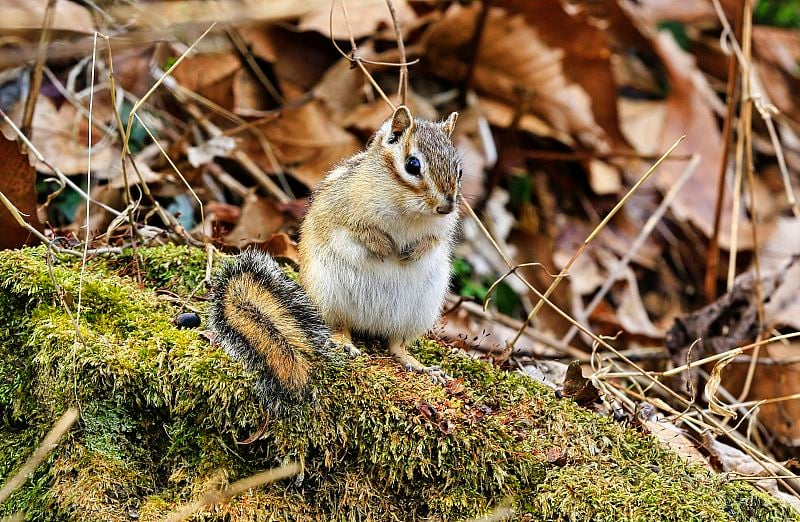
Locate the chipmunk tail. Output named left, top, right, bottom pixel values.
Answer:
left=209, top=249, right=332, bottom=412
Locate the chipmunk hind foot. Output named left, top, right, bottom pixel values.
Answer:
left=388, top=339, right=451, bottom=385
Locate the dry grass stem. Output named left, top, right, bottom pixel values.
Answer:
left=561, top=153, right=700, bottom=345
left=164, top=463, right=300, bottom=522
left=509, top=135, right=686, bottom=349
left=384, top=0, right=408, bottom=105
left=19, top=0, right=56, bottom=145
left=0, top=408, right=79, bottom=505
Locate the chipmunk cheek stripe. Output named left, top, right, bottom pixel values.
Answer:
left=382, top=149, right=421, bottom=194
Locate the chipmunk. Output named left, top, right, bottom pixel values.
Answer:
left=210, top=106, right=461, bottom=410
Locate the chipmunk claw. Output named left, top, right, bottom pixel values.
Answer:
left=341, top=342, right=361, bottom=358
left=424, top=366, right=450, bottom=385
left=404, top=363, right=449, bottom=384
left=324, top=339, right=361, bottom=360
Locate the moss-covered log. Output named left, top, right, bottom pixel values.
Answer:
left=0, top=246, right=795, bottom=521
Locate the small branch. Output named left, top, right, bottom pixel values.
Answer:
left=704, top=3, right=741, bottom=303
left=20, top=0, right=57, bottom=149
left=508, top=135, right=685, bottom=349
left=164, top=463, right=299, bottom=522
left=0, top=408, right=79, bottom=504
left=384, top=0, right=408, bottom=105
left=458, top=0, right=491, bottom=107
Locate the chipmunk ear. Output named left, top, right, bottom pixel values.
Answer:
left=441, top=112, right=459, bottom=137
left=391, top=105, right=414, bottom=136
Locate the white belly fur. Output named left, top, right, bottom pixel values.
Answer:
left=303, top=228, right=452, bottom=341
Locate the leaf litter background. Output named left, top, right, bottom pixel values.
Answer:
left=2, top=0, right=800, bottom=511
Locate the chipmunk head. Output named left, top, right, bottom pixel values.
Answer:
left=372, top=105, right=461, bottom=217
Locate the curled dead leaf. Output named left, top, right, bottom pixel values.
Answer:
left=424, top=3, right=608, bottom=148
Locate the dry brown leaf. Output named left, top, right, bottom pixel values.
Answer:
left=496, top=0, right=629, bottom=148
left=187, top=136, right=237, bottom=167
left=725, top=343, right=800, bottom=447
left=314, top=57, right=369, bottom=123
left=477, top=97, right=566, bottom=142
left=641, top=419, right=712, bottom=470
left=172, top=53, right=240, bottom=111
left=262, top=232, right=299, bottom=263
left=343, top=92, right=437, bottom=134
left=424, top=4, right=608, bottom=149
left=232, top=68, right=275, bottom=116
left=0, top=0, right=94, bottom=33
left=29, top=96, right=117, bottom=177
left=651, top=32, right=753, bottom=250
left=224, top=192, right=285, bottom=248
left=0, top=132, right=41, bottom=249
left=618, top=99, right=667, bottom=156
left=246, top=100, right=360, bottom=189
left=299, top=0, right=416, bottom=40
left=752, top=26, right=800, bottom=123
left=112, top=47, right=156, bottom=98
left=733, top=343, right=800, bottom=447
left=610, top=265, right=664, bottom=339
left=588, top=160, right=621, bottom=196
left=759, top=218, right=800, bottom=331
left=627, top=0, right=716, bottom=25
left=704, top=433, right=800, bottom=513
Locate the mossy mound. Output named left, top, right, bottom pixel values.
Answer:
left=0, top=245, right=795, bottom=521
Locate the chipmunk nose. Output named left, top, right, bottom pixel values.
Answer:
left=436, top=196, right=455, bottom=215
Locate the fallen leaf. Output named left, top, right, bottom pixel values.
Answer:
left=262, top=232, right=299, bottom=264
left=343, top=93, right=437, bottom=135
left=300, top=0, right=416, bottom=40
left=30, top=96, right=117, bottom=177
left=424, top=3, right=608, bottom=148
left=752, top=26, right=800, bottom=122
left=651, top=31, right=753, bottom=250
left=0, top=0, right=94, bottom=33
left=187, top=136, right=237, bottom=167
left=497, top=0, right=630, bottom=148
left=224, top=192, right=285, bottom=248
left=642, top=418, right=712, bottom=470
left=0, top=132, right=41, bottom=248
left=618, top=100, right=667, bottom=156
left=558, top=361, right=601, bottom=407
left=246, top=100, right=360, bottom=189
left=588, top=160, right=621, bottom=196
left=172, top=52, right=241, bottom=111
left=725, top=343, right=800, bottom=447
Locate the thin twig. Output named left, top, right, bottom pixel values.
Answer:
left=726, top=0, right=753, bottom=291
left=0, top=408, right=79, bottom=504
left=704, top=3, right=741, bottom=303
left=508, top=136, right=686, bottom=349
left=164, top=463, right=299, bottom=522
left=384, top=0, right=408, bottom=105
left=20, top=0, right=57, bottom=149
left=561, top=154, right=700, bottom=344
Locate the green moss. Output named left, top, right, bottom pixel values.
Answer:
left=0, top=246, right=796, bottom=521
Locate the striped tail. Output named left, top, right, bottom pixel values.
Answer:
left=209, top=249, right=332, bottom=410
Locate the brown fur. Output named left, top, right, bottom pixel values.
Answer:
left=224, top=273, right=312, bottom=391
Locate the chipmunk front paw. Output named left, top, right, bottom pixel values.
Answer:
left=399, top=236, right=438, bottom=263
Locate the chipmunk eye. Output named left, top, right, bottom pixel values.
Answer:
left=405, top=156, right=421, bottom=177
left=457, top=168, right=463, bottom=181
